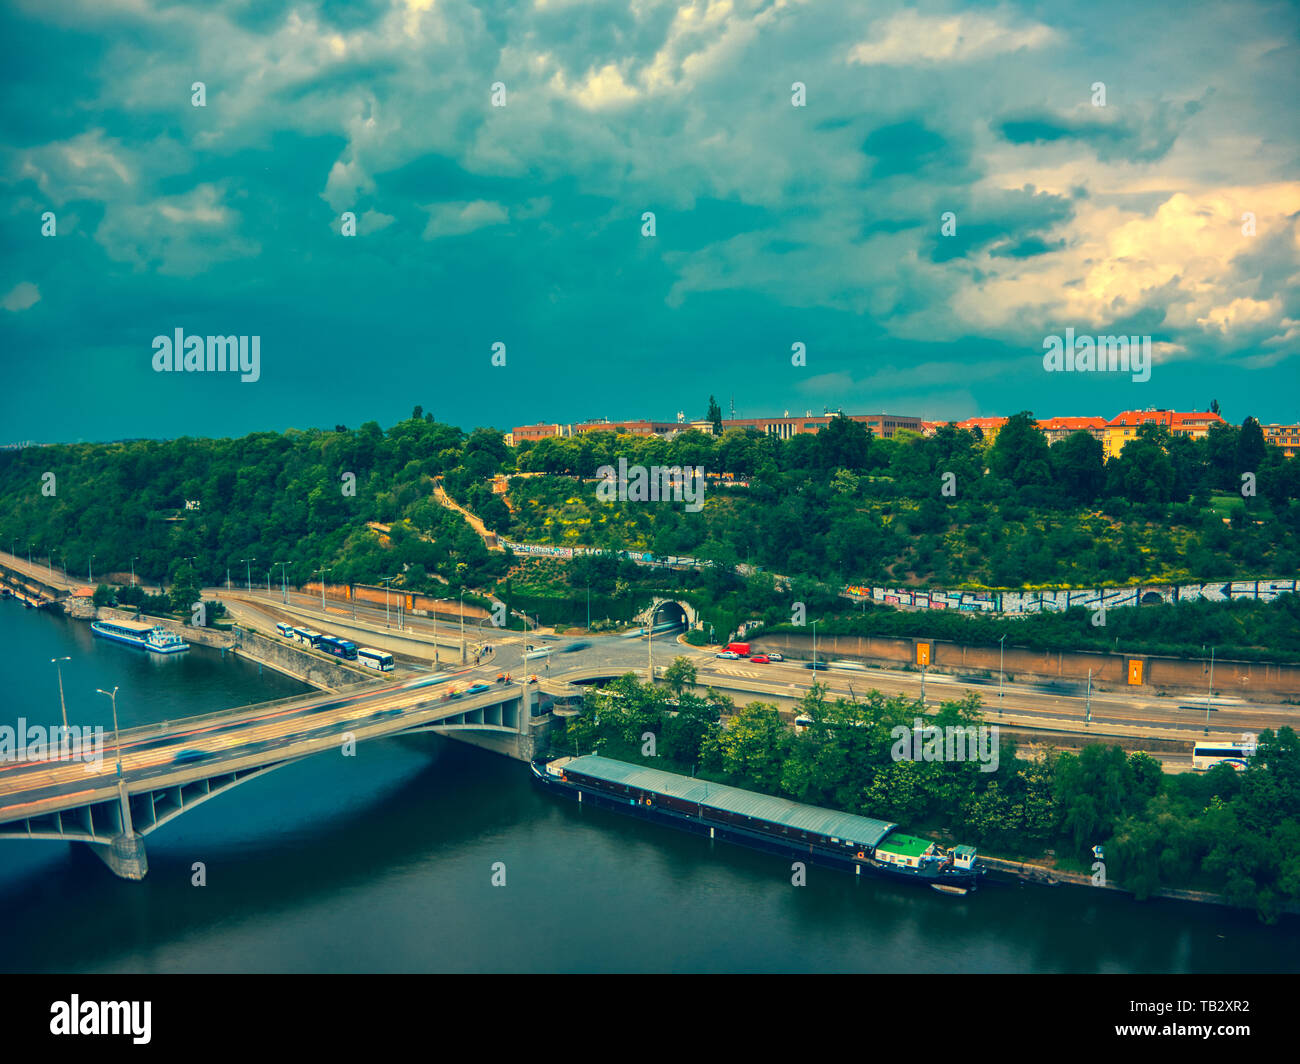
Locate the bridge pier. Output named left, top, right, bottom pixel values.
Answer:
left=90, top=832, right=148, bottom=880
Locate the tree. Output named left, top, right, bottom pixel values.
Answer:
left=988, top=412, right=1051, bottom=489
left=664, top=656, right=697, bottom=696
left=707, top=395, right=723, bottom=435
left=1237, top=417, right=1268, bottom=478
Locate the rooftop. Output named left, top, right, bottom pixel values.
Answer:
left=557, top=755, right=897, bottom=848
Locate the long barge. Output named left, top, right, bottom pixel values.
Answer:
left=532, top=755, right=985, bottom=894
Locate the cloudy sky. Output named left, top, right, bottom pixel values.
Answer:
left=2, top=0, right=1297, bottom=443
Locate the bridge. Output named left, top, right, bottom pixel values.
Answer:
left=0, top=671, right=556, bottom=880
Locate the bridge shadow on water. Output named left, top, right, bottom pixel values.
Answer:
left=0, top=734, right=537, bottom=972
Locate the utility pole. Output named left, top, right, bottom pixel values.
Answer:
left=1085, top=668, right=1092, bottom=726
left=314, top=568, right=330, bottom=609
left=241, top=557, right=255, bottom=592
left=131, top=556, right=138, bottom=588
left=276, top=562, right=288, bottom=604
left=381, top=576, right=393, bottom=628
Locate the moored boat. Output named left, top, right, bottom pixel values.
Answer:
left=91, top=618, right=190, bottom=654
left=531, top=754, right=985, bottom=893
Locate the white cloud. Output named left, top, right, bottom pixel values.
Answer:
left=2, top=282, right=40, bottom=312
left=847, top=9, right=1059, bottom=66
left=421, top=200, right=509, bottom=239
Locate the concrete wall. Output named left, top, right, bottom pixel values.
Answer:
left=303, top=581, right=492, bottom=622
left=754, top=632, right=1300, bottom=697
left=233, top=627, right=375, bottom=690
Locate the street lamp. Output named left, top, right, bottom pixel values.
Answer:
left=380, top=575, right=394, bottom=628
left=240, top=557, right=256, bottom=592
left=314, top=567, right=330, bottom=608
left=51, top=657, right=70, bottom=738
left=998, top=633, right=1007, bottom=713
left=275, top=562, right=288, bottom=603
left=1204, top=645, right=1215, bottom=734
left=89, top=554, right=95, bottom=584
left=95, top=686, right=123, bottom=780
left=130, top=556, right=138, bottom=588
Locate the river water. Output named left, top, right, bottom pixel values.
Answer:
left=0, top=599, right=1294, bottom=973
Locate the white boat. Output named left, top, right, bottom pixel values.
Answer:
left=91, top=618, right=190, bottom=654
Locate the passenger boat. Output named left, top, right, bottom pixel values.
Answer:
left=91, top=618, right=190, bottom=654
left=531, top=755, right=985, bottom=893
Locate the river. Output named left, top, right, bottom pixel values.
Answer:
left=0, top=598, right=1294, bottom=973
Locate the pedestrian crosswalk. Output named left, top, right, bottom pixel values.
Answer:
left=709, top=664, right=763, bottom=679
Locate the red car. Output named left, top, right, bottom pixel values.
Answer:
left=749, top=654, right=770, bottom=664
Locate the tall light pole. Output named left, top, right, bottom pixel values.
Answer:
left=1205, top=645, right=1215, bottom=734
left=998, top=633, right=1007, bottom=713
left=96, top=686, right=123, bottom=780
left=314, top=568, right=330, bottom=608
left=51, top=656, right=70, bottom=736
left=240, top=557, right=255, bottom=591
left=130, top=556, right=138, bottom=588
left=265, top=567, right=272, bottom=593
left=381, top=576, right=393, bottom=628
left=275, top=561, right=288, bottom=604
left=88, top=554, right=95, bottom=584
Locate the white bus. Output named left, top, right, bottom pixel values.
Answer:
left=276, top=622, right=294, bottom=638
left=1192, top=740, right=1254, bottom=772
left=357, top=647, right=395, bottom=672
left=295, top=628, right=322, bottom=647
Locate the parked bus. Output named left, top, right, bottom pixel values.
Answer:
left=294, top=628, right=321, bottom=647
left=357, top=647, right=395, bottom=672
left=1192, top=740, right=1254, bottom=772
left=276, top=622, right=294, bottom=638
left=317, top=635, right=358, bottom=660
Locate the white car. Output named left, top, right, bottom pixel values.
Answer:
left=767, top=652, right=784, bottom=662
left=716, top=650, right=741, bottom=659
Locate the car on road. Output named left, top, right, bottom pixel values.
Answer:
left=767, top=652, right=784, bottom=662
left=562, top=641, right=590, bottom=653
left=172, top=749, right=210, bottom=764
left=806, top=661, right=829, bottom=670
left=465, top=682, right=491, bottom=694
left=716, top=651, right=741, bottom=659
left=749, top=654, right=770, bottom=664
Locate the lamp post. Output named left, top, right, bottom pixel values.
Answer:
left=266, top=567, right=272, bottom=593
left=51, top=656, right=70, bottom=738
left=130, top=556, right=138, bottom=588
left=275, top=562, right=288, bottom=604
left=96, top=686, right=123, bottom=780
left=1205, top=645, right=1215, bottom=734
left=89, top=554, right=95, bottom=584
left=240, top=557, right=255, bottom=592
left=314, top=568, right=330, bottom=608
left=381, top=576, right=393, bottom=628
left=998, top=633, right=1007, bottom=714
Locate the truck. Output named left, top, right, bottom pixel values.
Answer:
left=726, top=642, right=750, bottom=656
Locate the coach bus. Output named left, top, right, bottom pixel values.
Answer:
left=276, top=622, right=294, bottom=638
left=317, top=635, right=359, bottom=661
left=357, top=647, right=395, bottom=672
left=1192, top=740, right=1253, bottom=772
left=294, top=627, right=321, bottom=647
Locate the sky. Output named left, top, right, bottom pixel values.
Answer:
left=1, top=0, right=1298, bottom=445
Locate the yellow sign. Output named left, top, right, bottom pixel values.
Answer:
left=1127, top=659, right=1143, bottom=685
left=916, top=642, right=931, bottom=666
